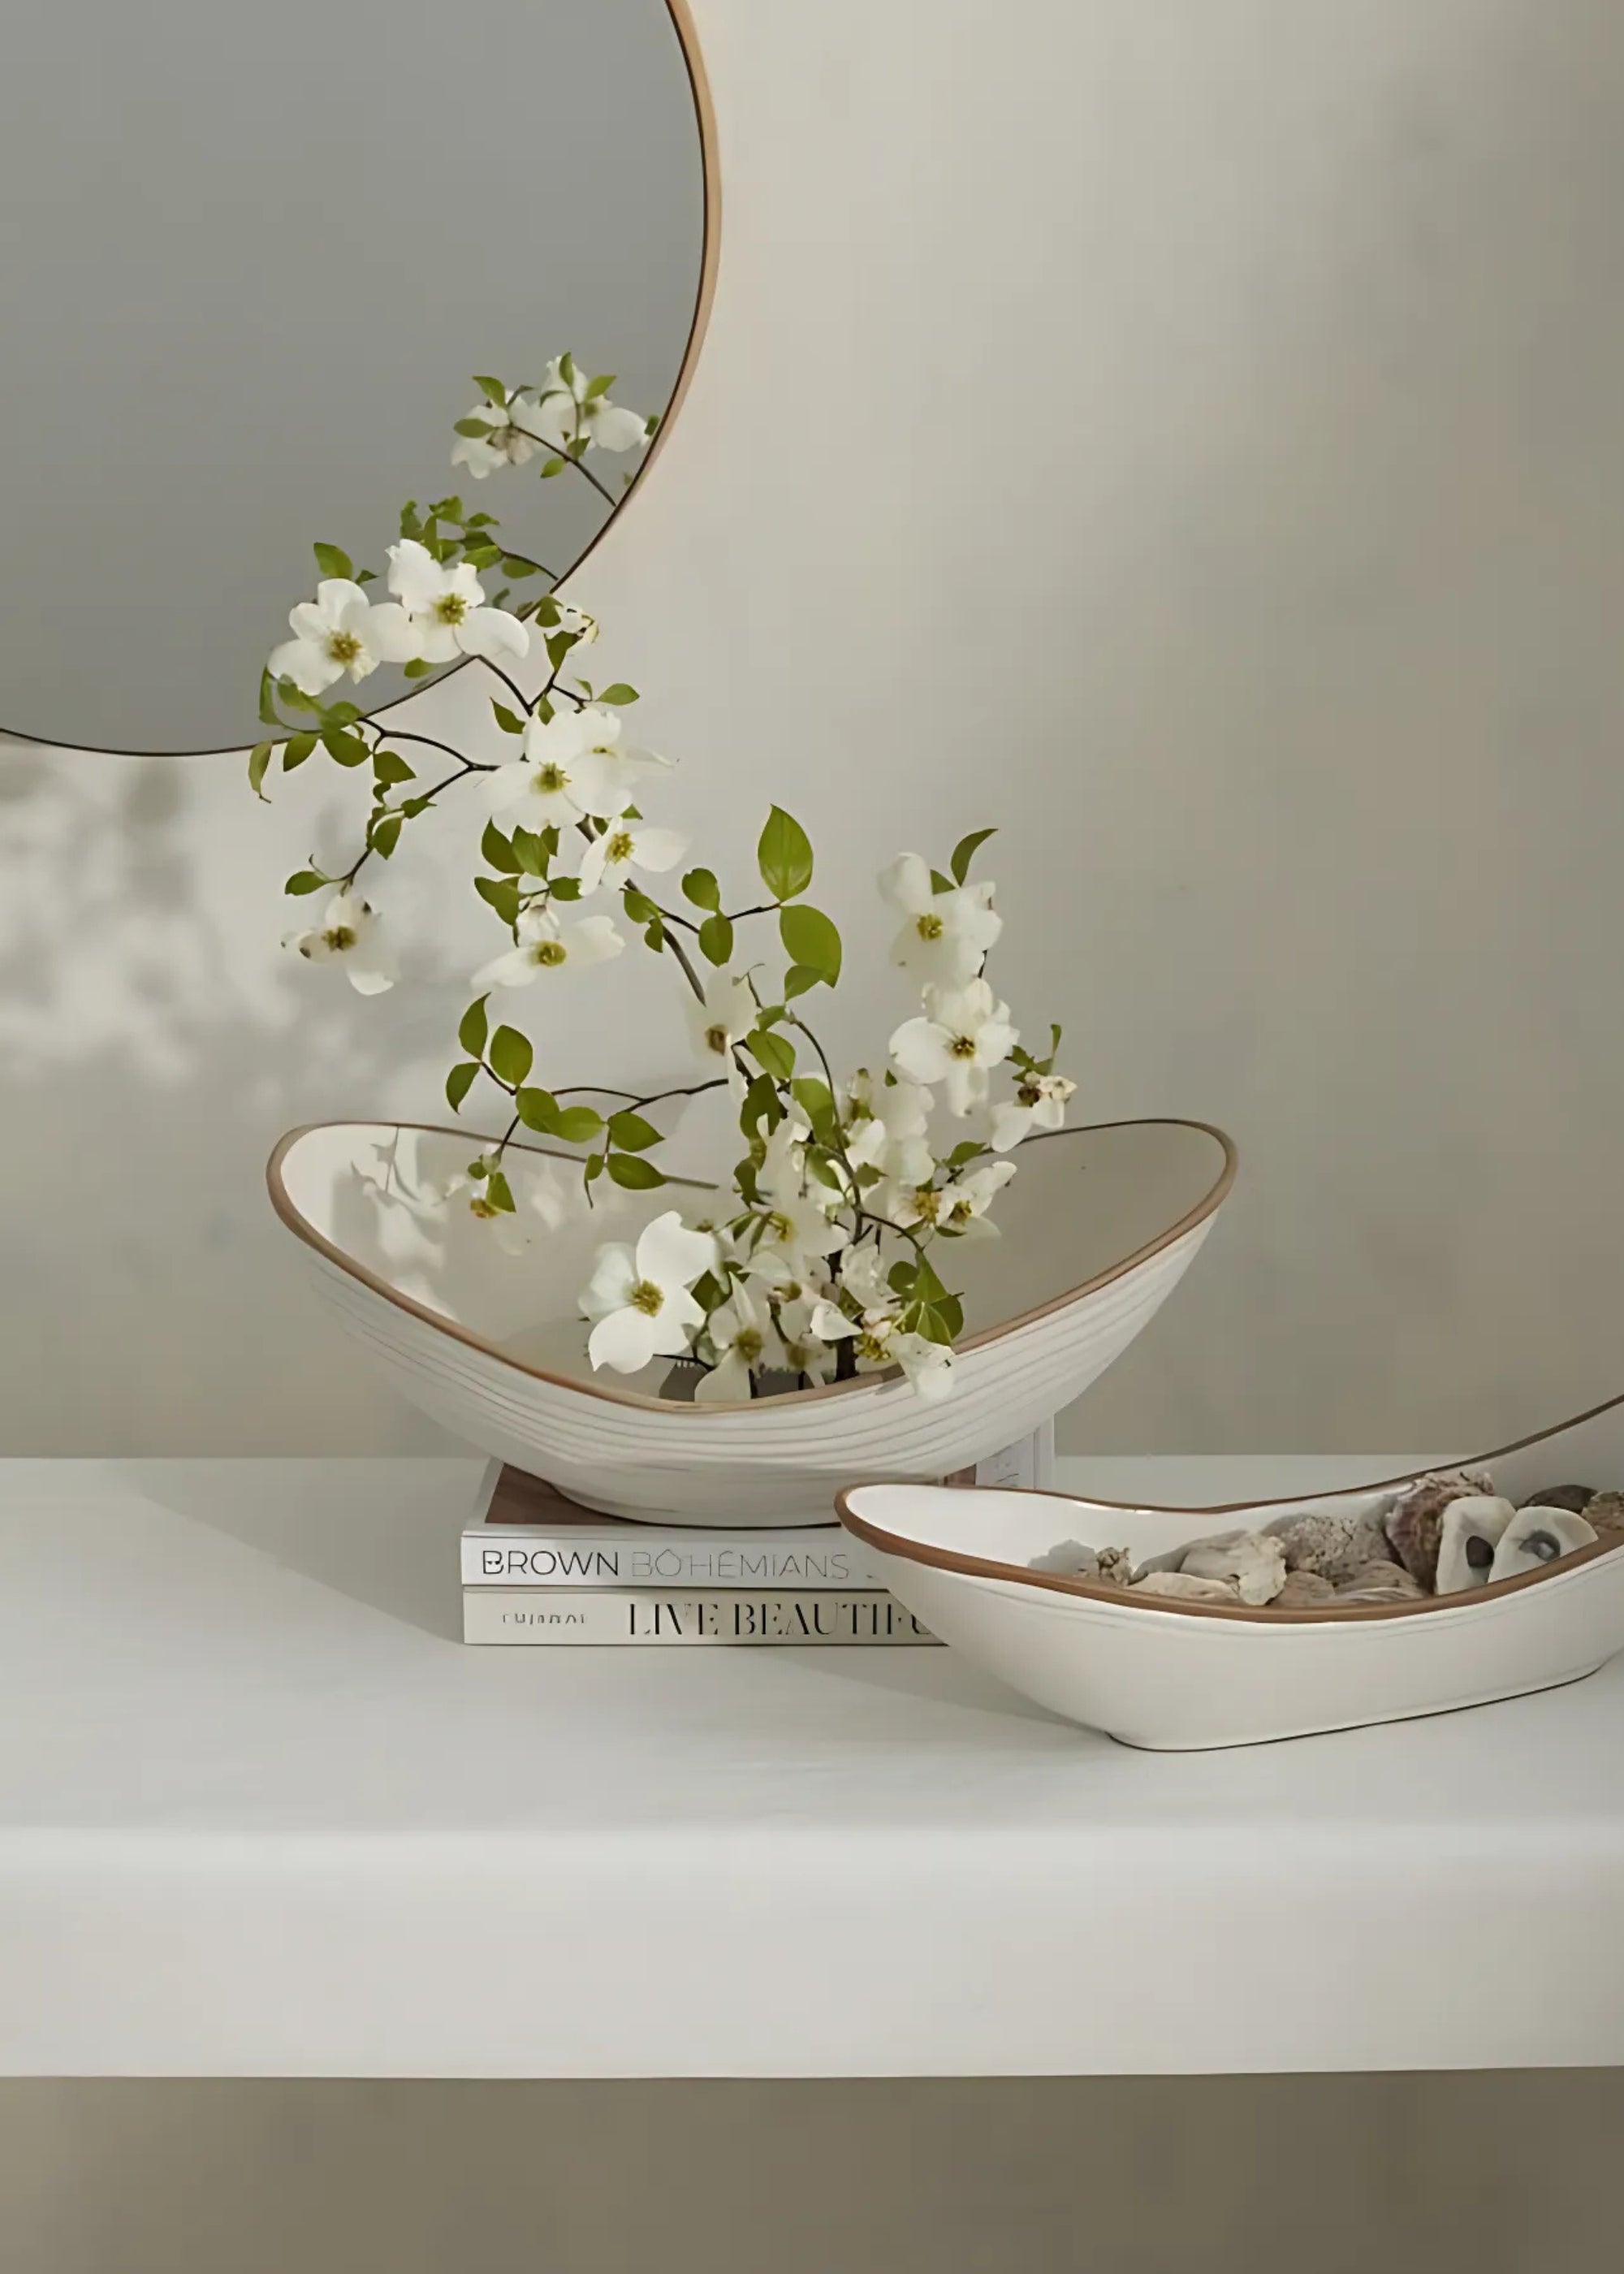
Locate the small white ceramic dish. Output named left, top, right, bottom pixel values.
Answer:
left=839, top=1396, right=1624, bottom=1747
left=268, top=1116, right=1235, bottom=1525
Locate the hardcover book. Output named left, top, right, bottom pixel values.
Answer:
left=462, top=1588, right=939, bottom=1646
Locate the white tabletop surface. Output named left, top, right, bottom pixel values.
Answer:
left=2, top=1455, right=1621, bottom=2079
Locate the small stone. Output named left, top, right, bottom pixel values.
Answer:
left=1265, top=1507, right=1394, bottom=1584
left=1581, top=1492, right=1624, bottom=1541
left=1435, top=1496, right=1516, bottom=1594
left=1490, top=1506, right=1598, bottom=1583
left=1095, top=1545, right=1135, bottom=1588
left=1130, top=1570, right=1239, bottom=1602
left=1029, top=1539, right=1099, bottom=1578
left=1271, top=1570, right=1338, bottom=1607
left=1177, top=1529, right=1289, bottom=1605
left=1522, top=1485, right=1596, bottom=1517
left=1384, top=1468, right=1496, bottom=1588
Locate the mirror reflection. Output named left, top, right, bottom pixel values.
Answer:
left=0, top=0, right=708, bottom=754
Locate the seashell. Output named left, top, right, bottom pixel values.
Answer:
left=1521, top=1484, right=1596, bottom=1516
left=1435, top=1496, right=1516, bottom=1594
left=1095, top=1545, right=1135, bottom=1588
left=1264, top=1506, right=1394, bottom=1584
left=1581, top=1492, right=1624, bottom=1541
left=1489, top=1506, right=1597, bottom=1584
left=1271, top=1570, right=1338, bottom=1607
left=1134, top=1526, right=1249, bottom=1580
left=1129, top=1570, right=1239, bottom=1602
left=1029, top=1539, right=1099, bottom=1578
left=1177, top=1529, right=1288, bottom=1605
left=1339, top=1559, right=1425, bottom=1599
left=1384, top=1468, right=1496, bottom=1587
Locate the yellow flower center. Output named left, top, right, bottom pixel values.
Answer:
left=915, top=912, right=944, bottom=941
left=857, top=1329, right=891, bottom=1364
left=323, top=925, right=357, bottom=952
left=912, top=1185, right=941, bottom=1224
left=704, top=1022, right=729, bottom=1055
left=529, top=939, right=568, bottom=967
left=735, top=1327, right=764, bottom=1364
left=469, top=1196, right=499, bottom=1220
left=535, top=763, right=568, bottom=793
left=606, top=830, right=634, bottom=863
left=433, top=593, right=469, bottom=625
left=765, top=1210, right=794, bottom=1242
left=629, top=1279, right=664, bottom=1317
left=948, top=1034, right=978, bottom=1060
left=1017, top=1080, right=1042, bottom=1106
left=326, top=630, right=363, bottom=665
left=784, top=1340, right=813, bottom=1369
left=947, top=1196, right=974, bottom=1226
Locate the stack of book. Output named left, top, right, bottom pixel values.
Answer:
left=460, top=1424, right=1053, bottom=1648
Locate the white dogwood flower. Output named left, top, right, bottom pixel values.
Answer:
left=879, top=854, right=1002, bottom=988
left=890, top=979, right=1019, bottom=1116
left=529, top=358, right=650, bottom=454
left=581, top=1212, right=719, bottom=1373
left=695, top=1278, right=784, bottom=1403
left=563, top=706, right=670, bottom=820
left=473, top=908, right=623, bottom=988
left=283, top=888, right=396, bottom=995
left=845, top=1074, right=933, bottom=1186
left=809, top=1298, right=956, bottom=1401
left=439, top=1157, right=573, bottom=1252
left=385, top=539, right=530, bottom=667
left=684, top=970, right=754, bottom=1096
left=451, top=396, right=540, bottom=479
left=775, top=1290, right=840, bottom=1385
left=268, top=579, right=415, bottom=695
left=578, top=815, right=688, bottom=897
left=936, top=1156, right=1017, bottom=1236
left=990, top=1072, right=1078, bottom=1152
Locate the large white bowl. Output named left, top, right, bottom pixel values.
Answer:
left=839, top=1396, right=1624, bottom=1747
left=269, top=1117, right=1236, bottom=1525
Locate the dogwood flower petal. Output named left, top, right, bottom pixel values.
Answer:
left=473, top=912, right=623, bottom=988
left=579, top=818, right=689, bottom=897
left=284, top=888, right=396, bottom=995
left=635, top=1212, right=719, bottom=1294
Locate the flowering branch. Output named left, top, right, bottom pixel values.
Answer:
left=256, top=360, right=1075, bottom=1402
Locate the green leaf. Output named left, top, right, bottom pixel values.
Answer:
left=445, top=1061, right=479, bottom=1113
left=399, top=501, right=422, bottom=538
left=545, top=630, right=576, bottom=672
left=481, top=821, right=518, bottom=873
left=474, top=875, right=521, bottom=926
left=778, top=903, right=841, bottom=984
left=369, top=813, right=402, bottom=859
left=513, top=1086, right=559, bottom=1132
left=598, top=682, right=639, bottom=705
left=322, top=726, right=369, bottom=767
left=462, top=543, right=502, bottom=571
left=486, top=1169, right=516, bottom=1214
left=489, top=1026, right=533, bottom=1087
left=933, top=1290, right=965, bottom=1339
left=930, top=868, right=953, bottom=894
left=698, top=913, right=734, bottom=966
left=559, top=352, right=577, bottom=385
left=739, top=1074, right=782, bottom=1139
left=277, top=679, right=319, bottom=714
left=313, top=542, right=354, bottom=581
left=607, top=1153, right=667, bottom=1190
left=473, top=375, right=508, bottom=406
left=607, top=1110, right=660, bottom=1152
left=789, top=1078, right=836, bottom=1138
left=757, top=806, right=814, bottom=901
left=283, top=869, right=327, bottom=897
left=257, top=667, right=281, bottom=728
left=950, top=827, right=997, bottom=885
left=281, top=732, right=317, bottom=771
left=540, top=456, right=565, bottom=478
left=509, top=825, right=549, bottom=878
left=501, top=556, right=541, bottom=579
left=783, top=963, right=820, bottom=1001
left=748, top=1027, right=796, bottom=1083
left=945, top=1139, right=988, bottom=1168
left=549, top=875, right=582, bottom=902
left=643, top=915, right=665, bottom=951
left=552, top=1105, right=604, bottom=1144
left=247, top=741, right=272, bottom=800
left=458, top=997, right=490, bottom=1057
left=584, top=1151, right=606, bottom=1182
left=403, top=657, right=434, bottom=679
left=585, top=372, right=616, bottom=400
left=453, top=417, right=494, bottom=438
left=372, top=747, right=416, bottom=786
left=681, top=867, right=721, bottom=912
left=323, top=700, right=361, bottom=725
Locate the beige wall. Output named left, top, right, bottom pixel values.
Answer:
left=2, top=2073, right=1619, bottom=2272
left=5, top=0, right=1624, bottom=1459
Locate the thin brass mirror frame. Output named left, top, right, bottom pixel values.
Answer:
left=5, top=0, right=719, bottom=763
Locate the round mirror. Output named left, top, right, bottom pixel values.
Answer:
left=0, top=0, right=712, bottom=756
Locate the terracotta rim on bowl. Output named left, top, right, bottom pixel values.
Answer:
left=266, top=1116, right=1237, bottom=1417
left=836, top=1394, right=1624, bottom=1624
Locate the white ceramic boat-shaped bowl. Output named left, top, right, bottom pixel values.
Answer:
left=269, top=1117, right=1236, bottom=1526
left=839, top=1396, right=1624, bottom=1747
